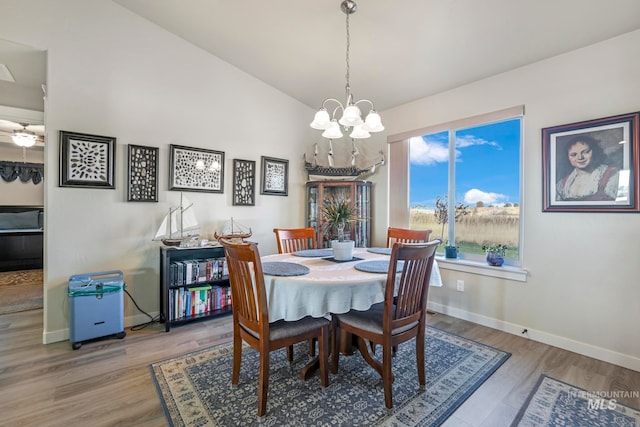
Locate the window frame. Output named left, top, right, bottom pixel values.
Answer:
left=387, top=106, right=526, bottom=278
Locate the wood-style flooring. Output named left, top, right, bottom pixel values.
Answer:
left=1, top=309, right=638, bottom=427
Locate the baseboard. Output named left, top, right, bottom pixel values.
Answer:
left=428, top=302, right=640, bottom=372
left=42, top=311, right=160, bottom=345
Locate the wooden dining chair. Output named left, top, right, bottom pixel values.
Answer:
left=273, top=227, right=317, bottom=253
left=220, top=239, right=330, bottom=417
left=273, top=227, right=319, bottom=357
left=386, top=227, right=432, bottom=247
left=331, top=240, right=439, bottom=409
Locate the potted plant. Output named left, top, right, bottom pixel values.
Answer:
left=444, top=242, right=458, bottom=259
left=320, top=195, right=359, bottom=260
left=434, top=196, right=469, bottom=258
left=481, top=243, right=508, bottom=266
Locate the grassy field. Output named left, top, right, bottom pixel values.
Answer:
left=410, top=206, right=520, bottom=258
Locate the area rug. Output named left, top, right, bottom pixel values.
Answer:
left=149, top=327, right=510, bottom=426
left=0, top=269, right=43, bottom=314
left=512, top=375, right=640, bottom=427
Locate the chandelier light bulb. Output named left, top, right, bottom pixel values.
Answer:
left=339, top=105, right=363, bottom=127
left=322, top=120, right=343, bottom=139
left=310, top=108, right=331, bottom=130
left=363, top=110, right=384, bottom=132
left=349, top=124, right=371, bottom=139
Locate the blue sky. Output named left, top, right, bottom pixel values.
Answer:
left=409, top=118, right=521, bottom=208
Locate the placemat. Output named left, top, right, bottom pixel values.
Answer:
left=354, top=260, right=404, bottom=273
left=366, top=247, right=392, bottom=255
left=262, top=262, right=310, bottom=276
left=292, top=249, right=333, bottom=257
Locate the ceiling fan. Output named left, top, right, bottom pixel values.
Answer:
left=0, top=120, right=45, bottom=147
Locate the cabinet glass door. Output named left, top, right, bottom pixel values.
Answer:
left=307, top=184, right=319, bottom=237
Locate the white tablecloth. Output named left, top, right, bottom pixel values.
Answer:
left=262, top=247, right=442, bottom=322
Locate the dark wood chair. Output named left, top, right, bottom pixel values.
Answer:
left=220, top=239, right=329, bottom=417
left=331, top=240, right=439, bottom=409
left=273, top=227, right=317, bottom=253
left=273, top=227, right=319, bottom=357
left=386, top=227, right=432, bottom=247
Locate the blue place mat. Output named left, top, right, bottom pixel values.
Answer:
left=262, top=262, right=310, bottom=277
left=293, top=249, right=333, bottom=257
left=354, top=260, right=404, bottom=274
left=367, top=247, right=392, bottom=255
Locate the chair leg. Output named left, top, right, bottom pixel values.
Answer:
left=382, top=344, right=394, bottom=409
left=287, top=345, right=294, bottom=362
left=331, top=321, right=339, bottom=374
left=416, top=330, right=426, bottom=389
left=257, top=349, right=270, bottom=417
left=232, top=332, right=242, bottom=386
left=318, top=326, right=329, bottom=387
left=308, top=338, right=316, bottom=357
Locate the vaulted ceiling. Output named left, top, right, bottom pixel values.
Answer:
left=113, top=0, right=640, bottom=111
left=2, top=0, right=640, bottom=131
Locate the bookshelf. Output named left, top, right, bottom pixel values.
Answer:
left=159, top=245, right=232, bottom=332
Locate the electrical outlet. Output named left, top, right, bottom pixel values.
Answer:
left=456, top=280, right=464, bottom=292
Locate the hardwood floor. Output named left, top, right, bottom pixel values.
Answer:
left=1, top=309, right=638, bottom=426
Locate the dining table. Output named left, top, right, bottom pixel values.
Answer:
left=260, top=246, right=443, bottom=379
left=261, top=246, right=442, bottom=322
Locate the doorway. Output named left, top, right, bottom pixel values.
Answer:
left=0, top=38, right=46, bottom=314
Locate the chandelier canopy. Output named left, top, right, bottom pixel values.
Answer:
left=310, top=0, right=384, bottom=140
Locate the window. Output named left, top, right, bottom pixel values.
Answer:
left=389, top=107, right=523, bottom=267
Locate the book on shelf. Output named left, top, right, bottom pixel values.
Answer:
left=168, top=257, right=227, bottom=286
left=168, top=283, right=231, bottom=321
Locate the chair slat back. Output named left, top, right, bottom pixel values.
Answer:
left=221, top=239, right=268, bottom=336
left=273, top=227, right=317, bottom=253
left=386, top=227, right=432, bottom=248
left=384, top=241, right=439, bottom=331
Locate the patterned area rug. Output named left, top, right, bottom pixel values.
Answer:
left=512, top=375, right=640, bottom=426
left=0, top=269, right=43, bottom=315
left=149, top=327, right=510, bottom=426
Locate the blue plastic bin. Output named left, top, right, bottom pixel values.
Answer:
left=68, top=270, right=126, bottom=350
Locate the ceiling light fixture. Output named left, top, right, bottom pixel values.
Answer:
left=310, top=0, right=384, bottom=140
left=11, top=127, right=37, bottom=148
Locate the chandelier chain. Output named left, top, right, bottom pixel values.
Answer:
left=345, top=11, right=350, bottom=99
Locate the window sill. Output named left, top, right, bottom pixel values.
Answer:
left=436, top=256, right=528, bottom=282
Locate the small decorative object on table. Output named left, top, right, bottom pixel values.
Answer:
left=320, top=195, right=360, bottom=261
left=482, top=243, right=507, bottom=267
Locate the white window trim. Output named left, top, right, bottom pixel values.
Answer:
left=436, top=255, right=528, bottom=282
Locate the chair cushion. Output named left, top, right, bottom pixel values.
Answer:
left=242, top=316, right=329, bottom=341
left=269, top=316, right=329, bottom=341
left=335, top=303, right=418, bottom=336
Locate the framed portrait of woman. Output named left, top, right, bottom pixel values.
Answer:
left=542, top=112, right=639, bottom=212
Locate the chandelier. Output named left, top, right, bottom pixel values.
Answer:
left=310, top=0, right=384, bottom=140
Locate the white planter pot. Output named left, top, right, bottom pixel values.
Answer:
left=332, top=240, right=355, bottom=261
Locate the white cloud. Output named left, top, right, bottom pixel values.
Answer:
left=410, top=133, right=501, bottom=166
left=456, top=135, right=501, bottom=149
left=464, top=188, right=508, bottom=205
left=409, top=136, right=449, bottom=165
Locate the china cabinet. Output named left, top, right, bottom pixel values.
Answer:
left=306, top=180, right=372, bottom=248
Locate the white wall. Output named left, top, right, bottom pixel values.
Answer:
left=0, top=0, right=316, bottom=342
left=382, top=30, right=640, bottom=370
